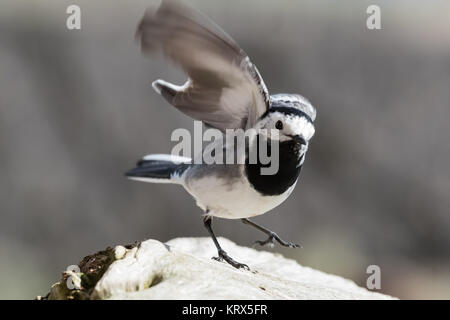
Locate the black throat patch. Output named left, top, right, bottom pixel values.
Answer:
left=245, top=135, right=304, bottom=196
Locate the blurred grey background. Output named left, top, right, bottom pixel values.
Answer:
left=1, top=0, right=450, bottom=299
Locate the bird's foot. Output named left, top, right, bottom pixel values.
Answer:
left=254, top=232, right=302, bottom=249
left=212, top=249, right=250, bottom=270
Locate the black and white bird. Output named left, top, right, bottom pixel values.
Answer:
left=127, top=0, right=316, bottom=269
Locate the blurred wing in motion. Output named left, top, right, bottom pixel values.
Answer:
left=136, top=0, right=270, bottom=131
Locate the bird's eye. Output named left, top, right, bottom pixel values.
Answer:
left=275, top=120, right=283, bottom=130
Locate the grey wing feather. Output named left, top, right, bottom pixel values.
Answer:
left=136, top=0, right=270, bottom=131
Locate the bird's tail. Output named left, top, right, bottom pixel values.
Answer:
left=125, top=154, right=191, bottom=184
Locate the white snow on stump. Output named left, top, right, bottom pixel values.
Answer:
left=92, top=237, right=395, bottom=300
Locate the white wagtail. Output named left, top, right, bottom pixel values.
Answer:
left=126, top=0, right=316, bottom=269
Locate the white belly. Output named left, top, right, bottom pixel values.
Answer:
left=183, top=166, right=297, bottom=219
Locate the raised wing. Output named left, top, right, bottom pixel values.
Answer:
left=136, top=0, right=270, bottom=131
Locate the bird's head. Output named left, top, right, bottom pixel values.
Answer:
left=255, top=94, right=316, bottom=149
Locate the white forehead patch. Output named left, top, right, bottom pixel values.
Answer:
left=270, top=112, right=315, bottom=140
left=257, top=112, right=315, bottom=142
left=284, top=114, right=315, bottom=140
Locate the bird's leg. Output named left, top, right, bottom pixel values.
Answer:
left=203, top=216, right=249, bottom=270
left=241, top=218, right=301, bottom=248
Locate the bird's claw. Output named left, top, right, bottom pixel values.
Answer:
left=212, top=249, right=250, bottom=270
left=253, top=232, right=302, bottom=249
